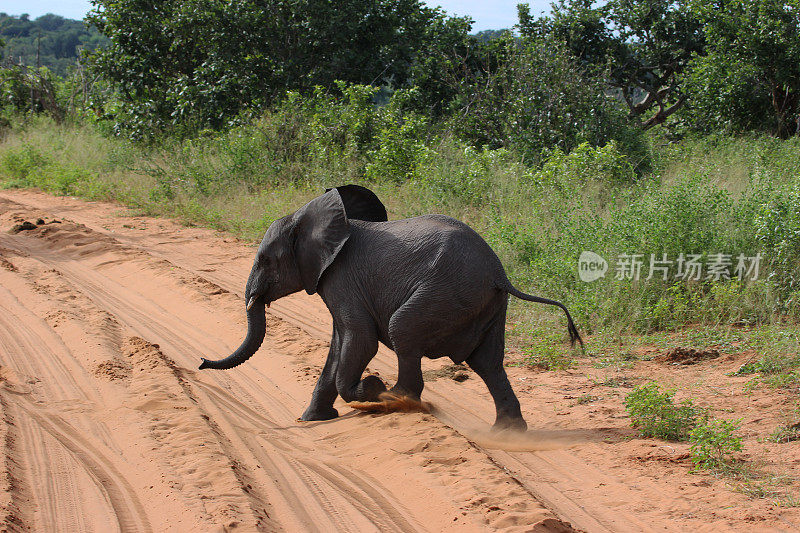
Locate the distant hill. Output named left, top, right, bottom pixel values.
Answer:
left=0, top=12, right=506, bottom=77
left=472, top=29, right=510, bottom=42
left=0, top=13, right=107, bottom=75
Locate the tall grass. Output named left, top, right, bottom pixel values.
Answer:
left=2, top=94, right=800, bottom=340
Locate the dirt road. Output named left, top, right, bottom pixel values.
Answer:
left=0, top=190, right=795, bottom=532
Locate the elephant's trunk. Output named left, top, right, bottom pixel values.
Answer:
left=199, top=296, right=266, bottom=370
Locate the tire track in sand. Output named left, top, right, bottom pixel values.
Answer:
left=16, top=198, right=668, bottom=532
left=4, top=196, right=484, bottom=531
left=0, top=189, right=636, bottom=530
left=0, top=278, right=148, bottom=532
left=0, top=232, right=271, bottom=530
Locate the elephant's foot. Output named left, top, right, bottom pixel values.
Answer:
left=299, top=405, right=339, bottom=421
left=358, top=375, right=388, bottom=401
left=388, top=384, right=421, bottom=401
left=492, top=415, right=528, bottom=432
left=341, top=375, right=387, bottom=403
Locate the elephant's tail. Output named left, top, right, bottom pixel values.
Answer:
left=504, top=283, right=584, bottom=350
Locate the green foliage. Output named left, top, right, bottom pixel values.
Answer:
left=418, top=144, right=507, bottom=206
left=532, top=142, right=636, bottom=189
left=686, top=0, right=800, bottom=137
left=689, top=419, right=743, bottom=470
left=310, top=83, right=382, bottom=156
left=85, top=0, right=472, bottom=136
left=521, top=338, right=576, bottom=371
left=365, top=113, right=429, bottom=183
left=756, top=186, right=800, bottom=314
left=3, top=111, right=800, bottom=337
left=452, top=36, right=643, bottom=165
left=0, top=14, right=107, bottom=76
left=522, top=0, right=704, bottom=130
left=0, top=142, right=93, bottom=194
left=625, top=385, right=743, bottom=470
left=733, top=353, right=800, bottom=376
left=732, top=351, right=800, bottom=391
left=624, top=383, right=707, bottom=441
left=0, top=64, right=64, bottom=121
left=0, top=144, right=49, bottom=182
left=681, top=58, right=774, bottom=134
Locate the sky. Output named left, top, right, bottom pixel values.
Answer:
left=1, top=1, right=94, bottom=21
left=425, top=1, right=551, bottom=31
left=1, top=1, right=552, bottom=31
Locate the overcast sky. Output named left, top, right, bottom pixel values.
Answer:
left=1, top=1, right=552, bottom=31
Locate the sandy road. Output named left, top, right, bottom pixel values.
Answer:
left=0, top=189, right=779, bottom=532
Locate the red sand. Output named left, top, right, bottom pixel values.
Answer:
left=0, top=189, right=797, bottom=532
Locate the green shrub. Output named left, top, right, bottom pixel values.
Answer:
left=689, top=419, right=743, bottom=470
left=521, top=342, right=575, bottom=371
left=625, top=383, right=707, bottom=441
left=756, top=186, right=800, bottom=314
left=0, top=145, right=51, bottom=183
left=310, top=83, right=381, bottom=157
left=453, top=37, right=645, bottom=167
left=418, top=144, right=507, bottom=205
left=531, top=141, right=636, bottom=190
left=365, top=113, right=429, bottom=183
left=732, top=353, right=800, bottom=376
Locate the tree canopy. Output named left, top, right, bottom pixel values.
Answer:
left=685, top=0, right=800, bottom=137
left=0, top=13, right=107, bottom=75
left=86, top=0, right=474, bottom=133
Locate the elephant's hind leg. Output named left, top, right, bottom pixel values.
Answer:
left=466, top=321, right=527, bottom=431
left=335, top=325, right=386, bottom=403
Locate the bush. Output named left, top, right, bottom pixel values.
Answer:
left=756, top=186, right=800, bottom=314
left=624, top=383, right=707, bottom=441
left=453, top=37, right=645, bottom=167
left=531, top=142, right=636, bottom=190
left=365, top=112, right=430, bottom=183
left=732, top=353, right=800, bottom=376
left=689, top=419, right=743, bottom=471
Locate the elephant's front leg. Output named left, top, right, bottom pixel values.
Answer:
left=300, top=329, right=341, bottom=421
left=334, top=326, right=385, bottom=403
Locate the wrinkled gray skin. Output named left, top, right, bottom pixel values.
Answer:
left=200, top=185, right=582, bottom=430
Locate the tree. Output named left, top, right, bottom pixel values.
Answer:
left=520, top=0, right=705, bottom=130
left=86, top=0, right=472, bottom=135
left=0, top=14, right=107, bottom=75
left=686, top=0, right=800, bottom=137
left=451, top=36, right=641, bottom=164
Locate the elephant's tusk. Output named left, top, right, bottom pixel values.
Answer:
left=246, top=296, right=256, bottom=311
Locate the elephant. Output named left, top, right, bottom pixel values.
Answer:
left=199, top=185, right=582, bottom=430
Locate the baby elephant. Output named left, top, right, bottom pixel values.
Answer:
left=200, top=185, right=582, bottom=430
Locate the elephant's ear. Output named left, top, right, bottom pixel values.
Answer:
left=326, top=185, right=387, bottom=222
left=292, top=189, right=350, bottom=295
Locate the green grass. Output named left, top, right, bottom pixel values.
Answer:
left=769, top=424, right=800, bottom=444
left=2, top=100, right=800, bottom=343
